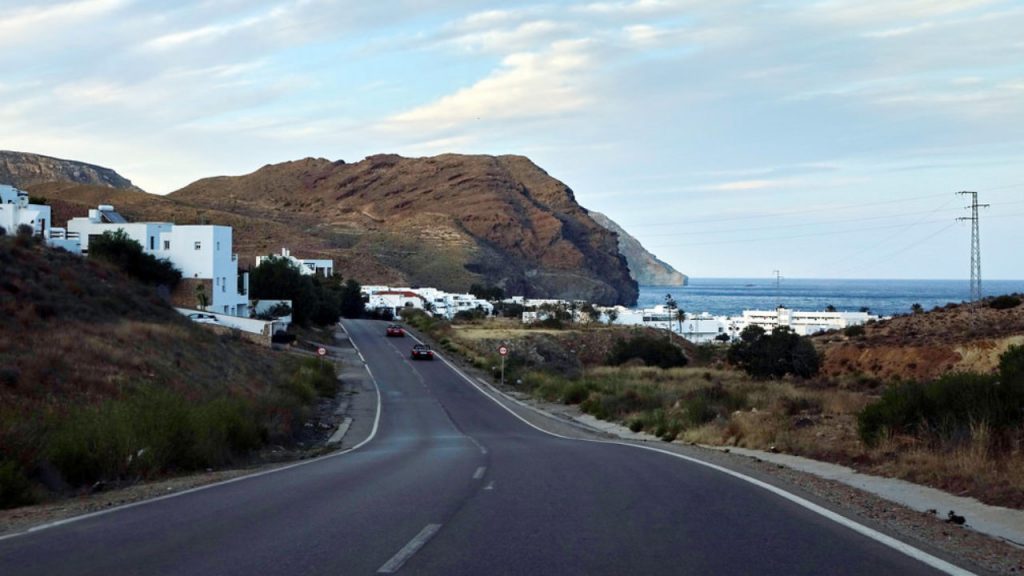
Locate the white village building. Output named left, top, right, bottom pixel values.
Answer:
left=256, top=248, right=334, bottom=278
left=362, top=285, right=493, bottom=319
left=0, top=184, right=80, bottom=252
left=67, top=205, right=250, bottom=317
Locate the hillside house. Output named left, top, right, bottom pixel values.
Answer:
left=67, top=205, right=250, bottom=317
left=256, top=248, right=334, bottom=278
left=0, top=184, right=80, bottom=251
left=362, top=285, right=494, bottom=319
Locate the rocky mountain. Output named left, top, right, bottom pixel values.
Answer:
left=0, top=150, right=141, bottom=191
left=30, top=153, right=640, bottom=305
left=589, top=212, right=687, bottom=287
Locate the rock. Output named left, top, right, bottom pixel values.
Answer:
left=947, top=511, right=966, bottom=525
left=1, top=150, right=140, bottom=191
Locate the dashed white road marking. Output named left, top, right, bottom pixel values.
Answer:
left=473, top=466, right=486, bottom=480
left=484, top=481, right=495, bottom=491
left=377, top=523, right=442, bottom=574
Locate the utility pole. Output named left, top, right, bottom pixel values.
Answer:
left=773, top=270, right=783, bottom=308
left=956, top=191, right=988, bottom=302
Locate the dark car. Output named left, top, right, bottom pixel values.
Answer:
left=411, top=344, right=434, bottom=360
left=386, top=324, right=405, bottom=337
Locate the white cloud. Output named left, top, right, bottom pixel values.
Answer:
left=0, top=0, right=127, bottom=43
left=383, top=39, right=597, bottom=131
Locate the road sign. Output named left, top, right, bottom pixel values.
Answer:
left=317, top=347, right=327, bottom=356
left=498, top=346, right=508, bottom=356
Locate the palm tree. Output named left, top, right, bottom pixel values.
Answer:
left=676, top=308, right=685, bottom=334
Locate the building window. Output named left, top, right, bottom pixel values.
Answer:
left=149, top=236, right=155, bottom=250
left=194, top=241, right=201, bottom=250
left=164, top=240, right=170, bottom=250
left=216, top=241, right=221, bottom=251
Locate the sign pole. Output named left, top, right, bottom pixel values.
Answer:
left=498, top=345, right=509, bottom=387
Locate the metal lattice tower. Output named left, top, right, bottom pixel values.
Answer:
left=956, top=191, right=988, bottom=302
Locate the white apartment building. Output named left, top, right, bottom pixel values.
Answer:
left=740, top=307, right=876, bottom=336
left=67, top=205, right=250, bottom=317
left=0, top=184, right=80, bottom=252
left=256, top=248, right=334, bottom=278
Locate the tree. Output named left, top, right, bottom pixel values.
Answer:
left=676, top=308, right=686, bottom=334
left=664, top=294, right=678, bottom=338
left=911, top=303, right=924, bottom=314
left=727, top=325, right=819, bottom=379
left=825, top=304, right=837, bottom=312
left=250, top=256, right=352, bottom=326
left=469, top=283, right=504, bottom=301
left=608, top=334, right=688, bottom=369
left=195, top=284, right=209, bottom=310
left=606, top=308, right=619, bottom=325
left=338, top=279, right=365, bottom=319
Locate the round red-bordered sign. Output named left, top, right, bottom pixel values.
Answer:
left=317, top=347, right=327, bottom=356
left=498, top=346, right=508, bottom=356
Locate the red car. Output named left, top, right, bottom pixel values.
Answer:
left=410, top=344, right=434, bottom=360
left=386, top=324, right=405, bottom=337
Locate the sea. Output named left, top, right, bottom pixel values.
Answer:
left=637, top=279, right=1024, bottom=317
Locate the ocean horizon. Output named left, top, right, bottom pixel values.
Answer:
left=637, top=278, right=1024, bottom=317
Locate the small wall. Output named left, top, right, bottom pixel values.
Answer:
left=171, top=279, right=214, bottom=310
left=175, top=307, right=275, bottom=347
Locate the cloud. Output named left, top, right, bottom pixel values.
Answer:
left=0, top=0, right=127, bottom=43
left=382, top=39, right=597, bottom=131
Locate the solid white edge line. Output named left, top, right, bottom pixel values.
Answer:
left=411, top=332, right=975, bottom=576
left=377, top=523, right=443, bottom=574
left=473, top=466, right=486, bottom=480
left=0, top=321, right=384, bottom=544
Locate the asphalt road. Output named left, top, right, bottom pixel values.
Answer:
left=0, top=319, right=966, bottom=575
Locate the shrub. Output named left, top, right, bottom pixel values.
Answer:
left=47, top=386, right=269, bottom=487
left=989, top=294, right=1022, bottom=310
left=289, top=357, right=339, bottom=398
left=844, top=324, right=866, bottom=338
left=607, top=335, right=688, bottom=369
left=88, top=230, right=182, bottom=288
left=727, top=326, right=819, bottom=379
left=0, top=460, right=36, bottom=509
left=858, top=346, right=1024, bottom=447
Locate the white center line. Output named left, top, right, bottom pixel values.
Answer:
left=473, top=466, right=486, bottom=480
left=484, top=481, right=495, bottom=491
left=377, top=523, right=442, bottom=574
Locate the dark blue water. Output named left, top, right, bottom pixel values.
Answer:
left=639, top=279, right=1024, bottom=317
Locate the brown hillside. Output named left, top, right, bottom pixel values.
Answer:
left=0, top=236, right=280, bottom=409
left=32, top=154, right=638, bottom=305
left=814, top=298, right=1024, bottom=381
left=1, top=150, right=141, bottom=191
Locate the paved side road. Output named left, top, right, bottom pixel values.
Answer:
left=0, top=320, right=983, bottom=575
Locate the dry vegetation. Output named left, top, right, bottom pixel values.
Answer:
left=408, top=306, right=1024, bottom=509
left=0, top=236, right=335, bottom=509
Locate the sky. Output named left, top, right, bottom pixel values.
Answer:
left=2, top=0, right=1023, bottom=280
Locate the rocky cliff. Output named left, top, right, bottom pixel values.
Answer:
left=31, top=153, right=640, bottom=305
left=589, top=212, right=687, bottom=286
left=0, top=150, right=141, bottom=191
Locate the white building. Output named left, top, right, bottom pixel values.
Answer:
left=0, top=184, right=80, bottom=252
left=67, top=205, right=250, bottom=317
left=740, top=307, right=876, bottom=336
left=256, top=248, right=333, bottom=278
left=362, top=285, right=494, bottom=319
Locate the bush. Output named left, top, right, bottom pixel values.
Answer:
left=989, top=294, right=1022, bottom=310
left=726, top=326, right=819, bottom=379
left=844, top=324, right=866, bottom=338
left=858, top=346, right=1024, bottom=447
left=0, top=460, right=36, bottom=509
left=88, top=230, right=181, bottom=288
left=47, top=386, right=269, bottom=487
left=608, top=335, right=688, bottom=369
left=289, top=357, right=339, bottom=398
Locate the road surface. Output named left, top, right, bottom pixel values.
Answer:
left=0, top=319, right=968, bottom=575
